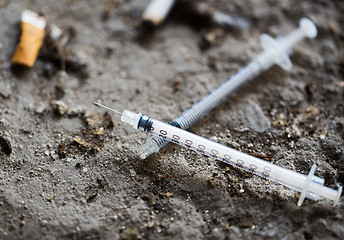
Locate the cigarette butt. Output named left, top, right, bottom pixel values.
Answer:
left=142, top=0, right=175, bottom=27
left=12, top=10, right=46, bottom=67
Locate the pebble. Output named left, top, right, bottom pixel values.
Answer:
left=40, top=220, right=48, bottom=226
left=50, top=100, right=68, bottom=115
left=212, top=227, right=224, bottom=239
left=0, top=81, right=11, bottom=99
left=67, top=106, right=83, bottom=116
left=227, top=141, right=240, bottom=149
left=242, top=101, right=270, bottom=132
left=34, top=102, right=48, bottom=114
left=129, top=169, right=136, bottom=177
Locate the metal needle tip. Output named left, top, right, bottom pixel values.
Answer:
left=93, top=102, right=122, bottom=115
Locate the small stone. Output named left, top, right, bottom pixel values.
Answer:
left=50, top=100, right=68, bottom=115
left=238, top=221, right=254, bottom=228
left=67, top=106, right=84, bottom=116
left=40, top=220, right=48, bottom=226
left=243, top=101, right=270, bottom=133
left=303, top=105, right=320, bottom=121
left=212, top=227, right=224, bottom=239
left=227, top=141, right=240, bottom=149
left=164, top=192, right=173, bottom=198
left=129, top=169, right=136, bottom=177
left=34, top=102, right=48, bottom=114
left=147, top=221, right=154, bottom=228
left=20, top=220, right=26, bottom=227
left=0, top=81, right=11, bottom=98
left=120, top=228, right=142, bottom=240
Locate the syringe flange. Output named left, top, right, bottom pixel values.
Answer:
left=298, top=164, right=317, bottom=206
left=259, top=18, right=317, bottom=72
left=260, top=33, right=293, bottom=71
left=297, top=164, right=342, bottom=206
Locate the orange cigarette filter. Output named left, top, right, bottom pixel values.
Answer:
left=11, top=10, right=46, bottom=67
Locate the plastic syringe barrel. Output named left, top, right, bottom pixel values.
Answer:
left=138, top=18, right=317, bottom=159
left=122, top=110, right=342, bottom=206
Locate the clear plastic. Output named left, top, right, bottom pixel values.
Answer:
left=138, top=18, right=318, bottom=159
left=121, top=110, right=142, bottom=129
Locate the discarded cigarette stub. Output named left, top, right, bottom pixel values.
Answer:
left=12, top=10, right=46, bottom=67
left=142, top=0, right=176, bottom=27
left=190, top=2, right=251, bottom=29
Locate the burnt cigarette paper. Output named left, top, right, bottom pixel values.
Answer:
left=142, top=0, right=176, bottom=27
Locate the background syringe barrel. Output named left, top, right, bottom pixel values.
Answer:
left=147, top=49, right=277, bottom=151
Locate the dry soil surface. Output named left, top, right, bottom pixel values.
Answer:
left=0, top=0, right=344, bottom=239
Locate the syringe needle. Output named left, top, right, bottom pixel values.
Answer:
left=93, top=102, right=122, bottom=115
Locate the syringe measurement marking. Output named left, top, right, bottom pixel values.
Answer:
left=156, top=128, right=270, bottom=177
left=155, top=127, right=317, bottom=191
left=155, top=124, right=298, bottom=184
left=155, top=123, right=319, bottom=193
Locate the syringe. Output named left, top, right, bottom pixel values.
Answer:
left=94, top=102, right=342, bottom=206
left=138, top=18, right=318, bottom=159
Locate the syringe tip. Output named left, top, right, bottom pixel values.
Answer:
left=93, top=102, right=122, bottom=115
left=300, top=18, right=317, bottom=39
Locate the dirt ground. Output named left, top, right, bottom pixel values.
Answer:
left=0, top=0, right=344, bottom=239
